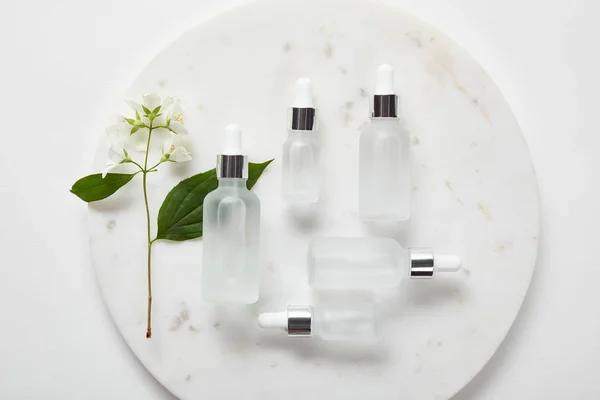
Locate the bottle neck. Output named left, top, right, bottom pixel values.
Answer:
left=397, top=245, right=410, bottom=278
left=218, top=178, right=247, bottom=188
left=287, top=129, right=315, bottom=138
left=369, top=117, right=399, bottom=123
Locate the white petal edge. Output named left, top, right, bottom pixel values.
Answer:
left=169, top=147, right=192, bottom=162
left=162, top=134, right=174, bottom=154
left=170, top=121, right=189, bottom=135
left=106, top=122, right=130, bottom=145
left=143, top=93, right=161, bottom=111
left=102, top=162, right=119, bottom=178
left=129, top=128, right=150, bottom=152
left=166, top=99, right=183, bottom=116
left=162, top=96, right=175, bottom=110
left=108, top=145, right=126, bottom=164
left=125, top=100, right=143, bottom=115
left=153, top=114, right=167, bottom=126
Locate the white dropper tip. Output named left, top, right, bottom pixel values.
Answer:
left=257, top=312, right=287, bottom=331
left=434, top=254, right=463, bottom=273
left=375, top=64, right=396, bottom=95
left=293, top=77, right=314, bottom=107
left=223, top=124, right=242, bottom=155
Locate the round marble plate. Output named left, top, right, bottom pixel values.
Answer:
left=88, top=0, right=539, bottom=398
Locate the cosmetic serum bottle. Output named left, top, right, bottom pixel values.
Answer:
left=202, top=124, right=261, bottom=304
left=258, top=304, right=381, bottom=341
left=282, top=77, right=319, bottom=203
left=359, top=64, right=410, bottom=221
left=308, top=237, right=462, bottom=290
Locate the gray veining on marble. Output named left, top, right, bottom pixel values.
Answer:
left=88, top=0, right=539, bottom=399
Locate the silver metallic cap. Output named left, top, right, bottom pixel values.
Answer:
left=409, top=247, right=435, bottom=278
left=216, top=154, right=248, bottom=179
left=287, top=305, right=312, bottom=337
left=288, top=107, right=317, bottom=131
left=371, top=94, right=399, bottom=118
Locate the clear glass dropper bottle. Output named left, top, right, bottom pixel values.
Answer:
left=359, top=64, right=410, bottom=221
left=282, top=77, right=319, bottom=203
left=258, top=304, right=381, bottom=341
left=201, top=124, right=261, bottom=304
left=308, top=237, right=462, bottom=290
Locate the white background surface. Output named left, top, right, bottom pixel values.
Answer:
left=0, top=0, right=598, bottom=399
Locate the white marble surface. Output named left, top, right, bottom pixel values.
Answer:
left=87, top=0, right=539, bottom=398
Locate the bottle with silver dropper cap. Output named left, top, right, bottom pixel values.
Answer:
left=307, top=237, right=462, bottom=290
left=201, top=124, right=261, bottom=304
left=258, top=304, right=382, bottom=341
left=359, top=64, right=410, bottom=221
left=282, top=77, right=319, bottom=203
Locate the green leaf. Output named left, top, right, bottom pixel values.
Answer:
left=155, top=159, right=274, bottom=242
left=247, top=159, right=274, bottom=190
left=124, top=117, right=136, bottom=125
left=131, top=125, right=141, bottom=134
left=141, top=105, right=151, bottom=116
left=70, top=173, right=137, bottom=202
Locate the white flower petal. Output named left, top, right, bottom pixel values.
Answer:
left=174, top=132, right=192, bottom=148
left=169, top=120, right=189, bottom=135
left=153, top=113, right=167, bottom=127
left=102, top=162, right=119, bottom=178
left=134, top=143, right=147, bottom=152
left=162, top=134, right=174, bottom=154
left=149, top=127, right=169, bottom=148
left=169, top=147, right=192, bottom=162
left=129, top=128, right=150, bottom=151
left=106, top=123, right=130, bottom=162
left=161, top=96, right=175, bottom=110
left=106, top=121, right=130, bottom=142
left=108, top=145, right=126, bottom=164
left=166, top=102, right=184, bottom=123
left=166, top=99, right=183, bottom=116
left=143, top=93, right=161, bottom=112
left=125, top=100, right=143, bottom=116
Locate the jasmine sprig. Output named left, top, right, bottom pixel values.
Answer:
left=73, top=94, right=193, bottom=338
left=70, top=94, right=273, bottom=339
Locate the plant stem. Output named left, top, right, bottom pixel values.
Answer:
left=130, top=160, right=144, bottom=171
left=143, top=124, right=154, bottom=339
left=147, top=160, right=164, bottom=172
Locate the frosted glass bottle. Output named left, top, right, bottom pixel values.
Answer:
left=258, top=304, right=381, bottom=341
left=308, top=237, right=462, bottom=290
left=282, top=78, right=319, bottom=203
left=202, top=124, right=261, bottom=304
left=359, top=64, right=410, bottom=221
